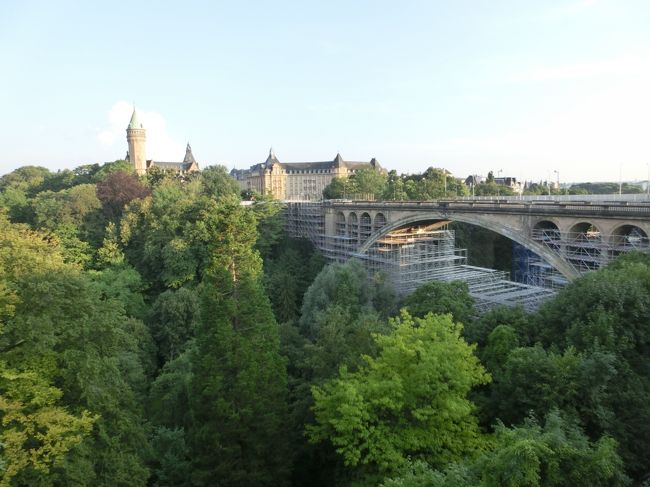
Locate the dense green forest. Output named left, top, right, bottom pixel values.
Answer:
left=1, top=162, right=649, bottom=486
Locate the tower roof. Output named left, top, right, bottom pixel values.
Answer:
left=265, top=147, right=280, bottom=167
left=183, top=142, right=196, bottom=165
left=128, top=107, right=144, bottom=129
left=333, top=153, right=344, bottom=167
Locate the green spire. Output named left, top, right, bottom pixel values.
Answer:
left=128, top=107, right=143, bottom=129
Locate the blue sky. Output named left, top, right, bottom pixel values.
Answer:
left=1, top=0, right=649, bottom=183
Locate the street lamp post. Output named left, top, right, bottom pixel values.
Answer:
left=553, top=170, right=559, bottom=195
left=497, top=169, right=503, bottom=197
left=619, top=164, right=622, bottom=196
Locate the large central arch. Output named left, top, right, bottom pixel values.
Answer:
left=356, top=212, right=580, bottom=281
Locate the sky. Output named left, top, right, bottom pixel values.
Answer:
left=1, top=0, right=649, bottom=183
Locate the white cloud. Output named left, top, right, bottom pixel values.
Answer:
left=96, top=101, right=185, bottom=161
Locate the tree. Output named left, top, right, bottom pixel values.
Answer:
left=402, top=280, right=474, bottom=325
left=0, top=223, right=96, bottom=484
left=199, top=165, right=240, bottom=199
left=264, top=237, right=326, bottom=324
left=323, top=177, right=352, bottom=199
left=0, top=214, right=152, bottom=485
left=91, top=160, right=134, bottom=182
left=352, top=168, right=388, bottom=199
left=251, top=194, right=285, bottom=259
left=0, top=363, right=96, bottom=486
left=308, top=311, right=490, bottom=484
left=96, top=171, right=150, bottom=219
left=148, top=427, right=192, bottom=487
left=529, top=256, right=650, bottom=479
left=28, top=184, right=105, bottom=265
left=462, top=305, right=530, bottom=347
left=150, top=287, right=199, bottom=363
left=300, top=259, right=395, bottom=341
left=473, top=181, right=515, bottom=197
left=0, top=166, right=51, bottom=195
left=464, top=255, right=650, bottom=481
left=0, top=186, right=32, bottom=223
left=384, top=171, right=409, bottom=201
left=381, top=411, right=628, bottom=487
left=118, top=178, right=203, bottom=290
left=188, top=197, right=290, bottom=485
left=148, top=347, right=194, bottom=429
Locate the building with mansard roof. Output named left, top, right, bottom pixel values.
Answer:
left=125, top=107, right=200, bottom=175
left=230, top=149, right=383, bottom=200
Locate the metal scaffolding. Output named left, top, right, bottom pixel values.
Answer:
left=284, top=201, right=324, bottom=244
left=284, top=203, right=560, bottom=312
left=355, top=227, right=466, bottom=295
left=529, top=225, right=650, bottom=281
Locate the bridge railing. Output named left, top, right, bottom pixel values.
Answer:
left=321, top=193, right=650, bottom=204
left=459, top=193, right=650, bottom=202
left=323, top=199, right=650, bottom=218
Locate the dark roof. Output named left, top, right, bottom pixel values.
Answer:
left=281, top=161, right=340, bottom=171
left=255, top=152, right=381, bottom=172
left=148, top=160, right=197, bottom=171
left=264, top=147, right=280, bottom=167
left=183, top=143, right=197, bottom=165
left=232, top=152, right=383, bottom=176
left=145, top=143, right=200, bottom=172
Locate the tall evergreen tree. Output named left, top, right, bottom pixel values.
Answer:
left=188, top=197, right=290, bottom=486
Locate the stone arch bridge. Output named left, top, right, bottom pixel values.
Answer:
left=319, top=197, right=650, bottom=281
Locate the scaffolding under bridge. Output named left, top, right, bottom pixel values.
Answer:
left=283, top=202, right=558, bottom=312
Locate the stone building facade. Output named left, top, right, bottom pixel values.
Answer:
left=126, top=108, right=200, bottom=175
left=231, top=149, right=382, bottom=200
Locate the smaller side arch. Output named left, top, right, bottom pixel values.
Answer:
left=566, top=222, right=602, bottom=272
left=348, top=212, right=359, bottom=242
left=360, top=212, right=372, bottom=242
left=532, top=220, right=561, bottom=253
left=374, top=212, right=387, bottom=232
left=609, top=224, right=649, bottom=258
left=335, top=211, right=347, bottom=236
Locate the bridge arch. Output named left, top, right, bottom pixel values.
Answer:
left=360, top=212, right=372, bottom=242
left=335, top=211, right=346, bottom=236
left=374, top=212, right=387, bottom=231
left=609, top=224, right=649, bottom=256
left=567, top=221, right=601, bottom=238
left=357, top=211, right=580, bottom=280
left=565, top=222, right=603, bottom=272
left=532, top=220, right=561, bottom=252
left=348, top=212, right=358, bottom=241
left=533, top=219, right=560, bottom=234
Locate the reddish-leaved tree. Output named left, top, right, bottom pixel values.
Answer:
left=96, top=171, right=150, bottom=219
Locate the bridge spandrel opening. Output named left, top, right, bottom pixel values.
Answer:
left=609, top=224, right=650, bottom=260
